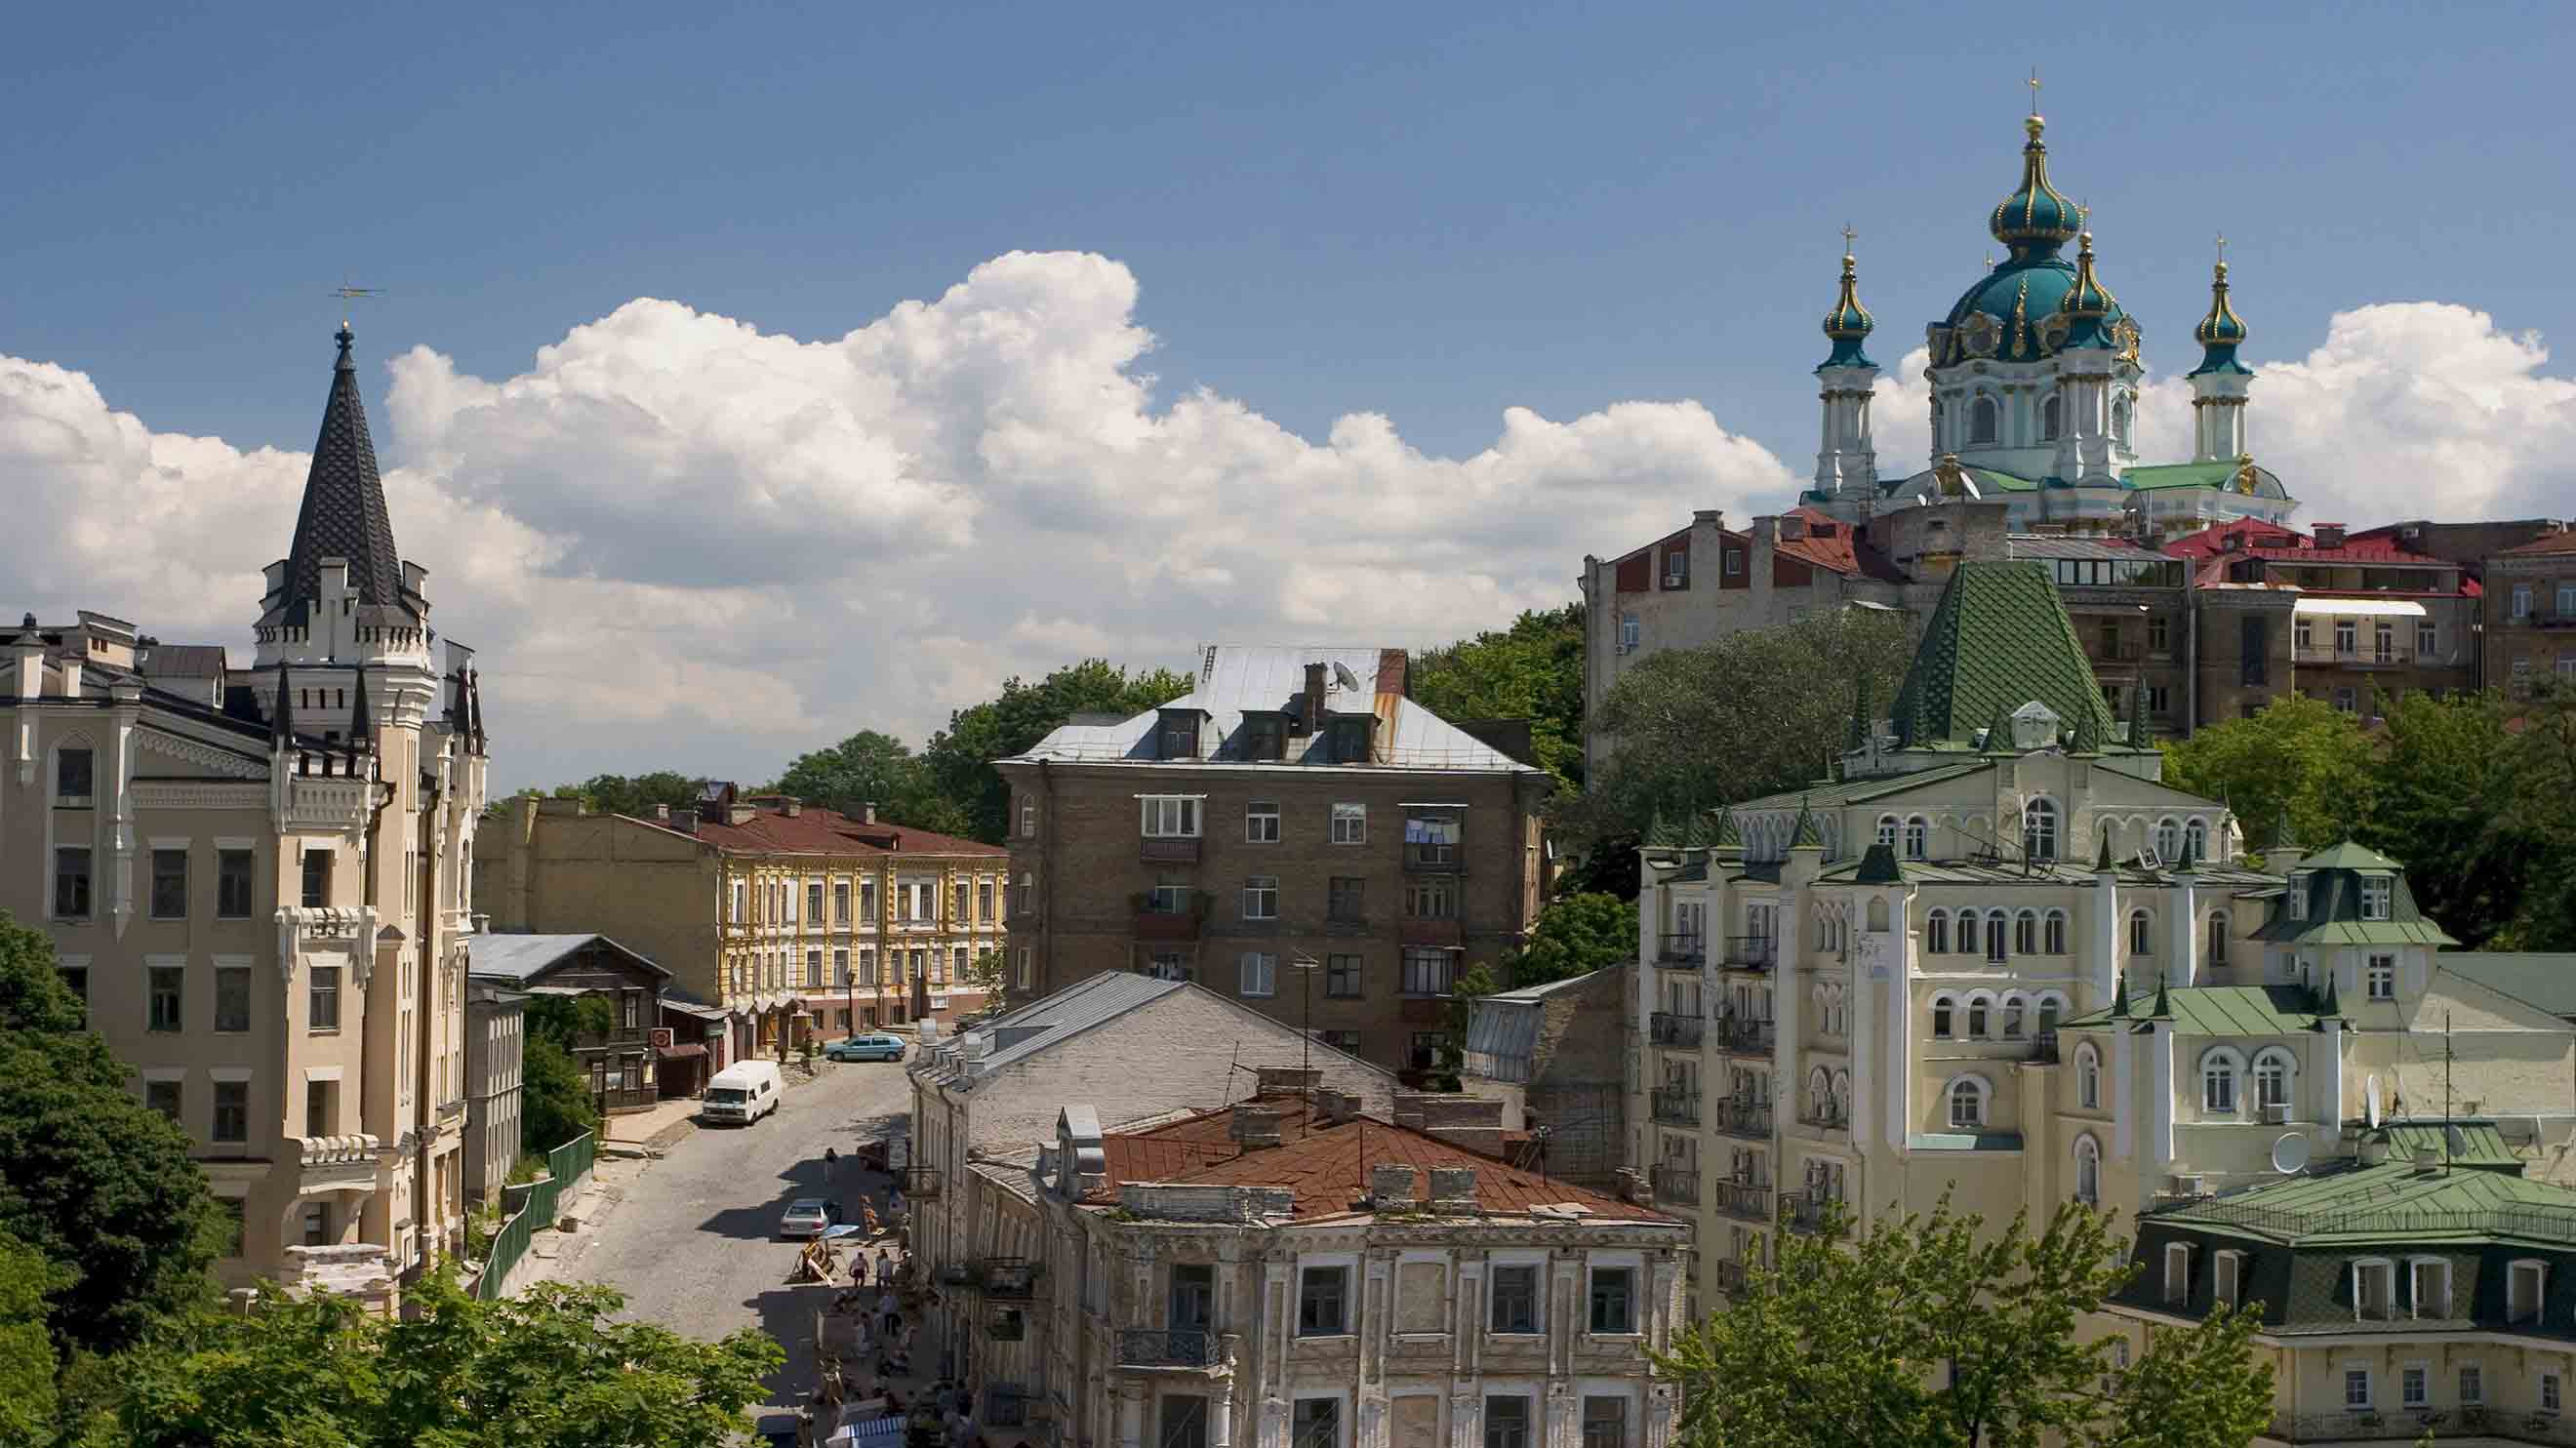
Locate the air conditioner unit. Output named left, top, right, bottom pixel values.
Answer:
left=2167, top=1173, right=2205, bottom=1197
left=647, top=1026, right=674, bottom=1049
left=2262, top=1104, right=2292, bottom=1125
left=1665, top=572, right=1686, bottom=588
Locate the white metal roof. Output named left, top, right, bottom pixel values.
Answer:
left=2291, top=597, right=2429, bottom=618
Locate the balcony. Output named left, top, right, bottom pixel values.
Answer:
left=1784, top=1193, right=1847, bottom=1236
left=1712, top=1180, right=1773, bottom=1224
left=1711, top=1098, right=1772, bottom=1141
left=1720, top=937, right=1775, bottom=972
left=1717, top=1015, right=1775, bottom=1056
left=291, top=1134, right=382, bottom=1195
left=982, top=1258, right=1040, bottom=1300
left=1649, top=1011, right=1705, bottom=1048
left=2295, top=645, right=2411, bottom=670
left=1650, top=1088, right=1701, bottom=1127
left=1797, top=1103, right=1848, bottom=1133
left=1402, top=843, right=1466, bottom=875
left=1132, top=891, right=1209, bottom=942
left=2266, top=1408, right=2517, bottom=1442
left=1710, top=1260, right=1748, bottom=1296
left=904, top=1165, right=943, bottom=1200
left=1139, top=836, right=1201, bottom=865
left=1116, top=1328, right=1220, bottom=1370
left=1656, top=934, right=1705, bottom=969
left=1650, top=1165, right=1700, bottom=1206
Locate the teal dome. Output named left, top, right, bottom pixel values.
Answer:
left=1818, top=250, right=1875, bottom=371
left=2189, top=259, right=2254, bottom=378
left=1991, top=115, right=2080, bottom=258
left=1934, top=255, right=2131, bottom=365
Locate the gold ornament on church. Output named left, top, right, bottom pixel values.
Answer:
left=2234, top=454, right=2260, bottom=495
left=1957, top=312, right=2000, bottom=358
left=1935, top=453, right=1969, bottom=497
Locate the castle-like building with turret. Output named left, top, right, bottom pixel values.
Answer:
left=2, top=324, right=490, bottom=1305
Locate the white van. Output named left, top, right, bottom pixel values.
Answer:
left=703, top=1060, right=783, bottom=1126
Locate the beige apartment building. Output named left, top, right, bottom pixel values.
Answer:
left=478, top=785, right=1007, bottom=1062
left=2, top=323, right=489, bottom=1304
left=995, top=645, right=1552, bottom=1077
left=2485, top=528, right=2576, bottom=700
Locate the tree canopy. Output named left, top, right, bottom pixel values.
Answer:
left=108, top=1272, right=782, bottom=1448
left=770, top=728, right=975, bottom=836
left=1658, top=1196, right=2273, bottom=1448
left=1506, top=892, right=1636, bottom=987
left=0, top=913, right=218, bottom=1362
left=536, top=772, right=704, bottom=819
left=1408, top=604, right=1586, bottom=792
left=923, top=659, right=1195, bottom=842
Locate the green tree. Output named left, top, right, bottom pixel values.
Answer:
left=2498, top=679, right=2576, bottom=949
left=771, top=729, right=974, bottom=835
left=520, top=1035, right=600, bottom=1157
left=1658, top=1196, right=2273, bottom=1448
left=0, top=914, right=218, bottom=1362
left=0, top=1228, right=60, bottom=1447
left=1570, top=608, right=1913, bottom=854
left=924, top=660, right=1194, bottom=842
left=549, top=772, right=704, bottom=819
left=1409, top=604, right=1587, bottom=791
left=2159, top=694, right=2376, bottom=857
left=110, top=1270, right=782, bottom=1448
left=964, top=947, right=1008, bottom=1000
left=1507, top=892, right=1636, bottom=987
left=1435, top=962, right=1502, bottom=1089
left=2355, top=691, right=2536, bottom=947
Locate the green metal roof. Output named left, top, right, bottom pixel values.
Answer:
left=2062, top=983, right=2325, bottom=1035
left=2154, top=1160, right=2576, bottom=1250
left=2254, top=848, right=2461, bottom=948
left=1731, top=761, right=1996, bottom=815
left=1889, top=561, right=2122, bottom=752
left=2297, top=841, right=2404, bottom=871
left=1908, top=1131, right=2025, bottom=1152
left=2380, top=1122, right=2524, bottom=1171
left=2120, top=460, right=2281, bottom=493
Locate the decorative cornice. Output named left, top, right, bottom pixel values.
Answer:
left=138, top=728, right=268, bottom=781
left=133, top=781, right=268, bottom=811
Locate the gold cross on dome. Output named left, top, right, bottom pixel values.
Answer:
left=1841, top=222, right=1857, bottom=256
left=2028, top=67, right=2041, bottom=115
left=328, top=277, right=385, bottom=326
left=2215, top=232, right=2229, bottom=261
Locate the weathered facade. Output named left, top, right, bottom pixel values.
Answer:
left=1461, top=966, right=1632, bottom=1188
left=2485, top=529, right=2576, bottom=700
left=463, top=981, right=526, bottom=1205
left=465, top=933, right=671, bottom=1112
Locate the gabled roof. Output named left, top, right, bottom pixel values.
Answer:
left=942, top=972, right=1186, bottom=1074
left=1889, top=561, right=2121, bottom=751
left=465, top=932, right=672, bottom=984
left=2062, top=983, right=2324, bottom=1035
left=2152, top=1159, right=2576, bottom=1250
left=1776, top=507, right=1908, bottom=582
left=2161, top=517, right=2307, bottom=559
left=2499, top=530, right=2576, bottom=557
left=266, top=325, right=417, bottom=630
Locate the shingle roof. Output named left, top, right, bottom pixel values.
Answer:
left=2254, top=846, right=2460, bottom=948
left=465, top=932, right=671, bottom=983
left=1889, top=561, right=2122, bottom=751
left=269, top=326, right=414, bottom=630
left=1086, top=1095, right=1671, bottom=1224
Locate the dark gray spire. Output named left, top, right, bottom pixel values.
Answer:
left=348, top=665, right=373, bottom=770
left=270, top=661, right=293, bottom=746
left=274, top=325, right=411, bottom=629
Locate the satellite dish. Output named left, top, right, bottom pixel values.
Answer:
left=2446, top=1125, right=2470, bottom=1156
left=1331, top=662, right=1362, bottom=692
left=2272, top=1133, right=2312, bottom=1174
left=2366, top=1075, right=2383, bottom=1129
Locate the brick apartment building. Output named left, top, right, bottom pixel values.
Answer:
left=995, top=645, right=1551, bottom=1076
left=2483, top=527, right=2576, bottom=698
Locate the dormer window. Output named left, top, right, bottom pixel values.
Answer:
left=2287, top=876, right=2309, bottom=921
left=1156, top=708, right=1206, bottom=762
left=2360, top=876, right=2392, bottom=921
left=1241, top=712, right=1289, bottom=762
left=1324, top=715, right=1373, bottom=765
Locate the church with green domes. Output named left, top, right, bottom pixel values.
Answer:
left=1809, top=111, right=2298, bottom=537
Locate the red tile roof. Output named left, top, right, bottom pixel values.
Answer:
left=1086, top=1097, right=1670, bottom=1223
left=1781, top=506, right=1907, bottom=583
left=2162, top=518, right=2308, bottom=559
left=623, top=801, right=1004, bottom=858
left=2500, top=530, right=2576, bottom=557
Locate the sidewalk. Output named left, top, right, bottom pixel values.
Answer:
left=604, top=1095, right=705, bottom=1156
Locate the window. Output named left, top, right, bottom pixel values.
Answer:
left=1019, top=795, right=1035, bottom=837
left=1618, top=615, right=1639, bottom=653
left=1298, top=1266, right=1349, bottom=1335
left=1292, top=1399, right=1339, bottom=1448
left=301, top=849, right=332, bottom=908
left=205, top=850, right=252, bottom=920
left=2549, top=1373, right=2565, bottom=1416
left=2416, top=620, right=2438, bottom=658
left=1239, top=952, right=1275, bottom=998
left=54, top=847, right=92, bottom=919
left=2154, top=818, right=2181, bottom=863
left=807, top=881, right=825, bottom=923
left=1327, top=877, right=1365, bottom=923
left=147, top=965, right=183, bottom=1031
left=1969, top=395, right=1998, bottom=445
left=1490, top=1264, right=1540, bottom=1333
left=1724, top=547, right=1744, bottom=577
left=212, top=1080, right=248, bottom=1144
left=1948, top=1078, right=1985, bottom=1128
left=2374, top=622, right=2396, bottom=664
left=2241, top=616, right=2270, bottom=686
left=1875, top=815, right=1898, bottom=849
left=2564, top=583, right=2576, bottom=618
left=2074, top=1136, right=2099, bottom=1206
left=2185, top=818, right=2208, bottom=864
left=1156, top=710, right=1202, bottom=760
left=832, top=948, right=850, bottom=985
left=2344, top=1368, right=2371, bottom=1411
left=2044, top=910, right=2068, bottom=954
left=2210, top=1249, right=2245, bottom=1308
left=1966, top=998, right=1989, bottom=1038
left=2513, top=584, right=2533, bottom=621
left=1484, top=1395, right=1531, bottom=1448
left=2412, top=1259, right=2452, bottom=1318
left=1904, top=816, right=1929, bottom=860
left=2355, top=1260, right=2395, bottom=1320
left=2206, top=910, right=2231, bottom=966
left=305, top=1080, right=332, bottom=1138
left=1590, top=1267, right=1635, bottom=1333
left=2076, top=1045, right=2100, bottom=1108
left=309, top=964, right=342, bottom=1030
left=2333, top=618, right=2357, bottom=655
left=149, top=849, right=189, bottom=918
left=1330, top=803, right=1366, bottom=845
left=803, top=950, right=823, bottom=989
left=953, top=881, right=971, bottom=925
left=1926, top=910, right=1950, bottom=954
left=2001, top=995, right=2026, bottom=1038
left=1246, top=800, right=1280, bottom=843
left=2360, top=876, right=2392, bottom=920
left=1318, top=1028, right=1361, bottom=1051
left=1931, top=995, right=1954, bottom=1039
left=1580, top=1396, right=1629, bottom=1448
left=2128, top=910, right=2152, bottom=957
left=2148, top=615, right=2170, bottom=654
left=2164, top=1242, right=2195, bottom=1305
left=729, top=878, right=748, bottom=923
left=2459, top=1363, right=2482, bottom=1406
left=2015, top=800, right=2061, bottom=863
left=1406, top=877, right=1458, bottom=919
left=1401, top=948, right=1452, bottom=997
left=2040, top=392, right=2062, bottom=440
left=56, top=746, right=95, bottom=804
left=146, top=1079, right=181, bottom=1123
left=2334, top=686, right=2357, bottom=714
left=1405, top=812, right=1461, bottom=865
left=1242, top=876, right=1278, bottom=920
left=2254, top=1050, right=2292, bottom=1112
left=1957, top=910, right=1979, bottom=956
left=1140, top=796, right=1201, bottom=837
left=1159, top=1398, right=1210, bottom=1448
left=215, top=966, right=250, bottom=1033
left=300, top=1200, right=333, bottom=1248
left=2202, top=1053, right=2237, bottom=1114
left=1013, top=947, right=1030, bottom=990
left=1012, top=873, right=1030, bottom=914
left=2144, top=684, right=2170, bottom=716
left=2367, top=954, right=2396, bottom=1002
left=2510, top=1260, right=2546, bottom=1324
left=1325, top=955, right=1363, bottom=999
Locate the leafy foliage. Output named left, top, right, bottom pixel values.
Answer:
left=540, top=772, right=704, bottom=819
left=2494, top=680, right=2576, bottom=949
left=1506, top=892, right=1635, bottom=987
left=770, top=728, right=974, bottom=836
left=1408, top=604, right=1586, bottom=791
left=1434, top=962, right=1502, bottom=1089
left=0, top=914, right=218, bottom=1361
left=1657, top=1196, right=2272, bottom=1448
left=2160, top=694, right=2377, bottom=859
left=519, top=1034, right=600, bottom=1158
left=0, top=1228, right=60, bottom=1446
left=923, top=659, right=1194, bottom=843
left=1563, top=608, right=1913, bottom=870
left=109, top=1271, right=782, bottom=1448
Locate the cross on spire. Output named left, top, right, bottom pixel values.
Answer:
left=328, top=278, right=384, bottom=328
left=1841, top=222, right=1857, bottom=257
left=2215, top=232, right=2229, bottom=261
left=2027, top=67, right=2041, bottom=116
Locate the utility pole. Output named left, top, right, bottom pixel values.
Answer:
left=1290, top=953, right=1321, bottom=1137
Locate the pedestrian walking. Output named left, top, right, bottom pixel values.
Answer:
left=824, top=1146, right=839, bottom=1183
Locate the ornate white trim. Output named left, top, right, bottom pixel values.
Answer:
left=135, top=782, right=266, bottom=811
left=138, top=729, right=267, bottom=781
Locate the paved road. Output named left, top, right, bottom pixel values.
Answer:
left=566, top=1060, right=915, bottom=1437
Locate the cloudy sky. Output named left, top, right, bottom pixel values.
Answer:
left=7, top=4, right=2574, bottom=790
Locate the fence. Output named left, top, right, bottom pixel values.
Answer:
left=476, top=1131, right=597, bottom=1301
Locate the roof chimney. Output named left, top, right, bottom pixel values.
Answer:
left=1228, top=1104, right=1284, bottom=1150
left=1314, top=1088, right=1362, bottom=1126
left=1368, top=1163, right=1421, bottom=1209
left=672, top=808, right=700, bottom=833
left=2314, top=523, right=2347, bottom=549
left=862, top=801, right=877, bottom=825
left=780, top=796, right=802, bottom=818
left=1256, top=1066, right=1322, bottom=1099
left=1428, top=1166, right=1480, bottom=1214
left=1303, top=663, right=1326, bottom=735
left=655, top=804, right=671, bottom=821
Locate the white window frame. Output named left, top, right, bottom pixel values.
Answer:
left=1242, top=876, right=1278, bottom=920
left=2043, top=908, right=2068, bottom=955
left=1141, top=795, right=1202, bottom=838
left=2400, top=1363, right=2430, bottom=1410
left=2549, top=1370, right=2565, bottom=1416
left=2075, top=1043, right=2101, bottom=1109
left=2509, top=1259, right=2546, bottom=1324
left=2367, top=954, right=2397, bottom=1002
left=1240, top=951, right=1276, bottom=999
left=1904, top=815, right=1929, bottom=861
left=2213, top=1248, right=2244, bottom=1308
left=2163, top=1242, right=2194, bottom=1305
left=1945, top=1074, right=1988, bottom=1129
left=2200, top=1048, right=2244, bottom=1116
left=2023, top=798, right=2059, bottom=861
left=2073, top=1134, right=2100, bottom=1207
left=1330, top=803, right=1366, bottom=845
left=2360, top=876, right=2393, bottom=921
left=2343, top=1364, right=2372, bottom=1410
left=1246, top=800, right=1281, bottom=844
left=2253, top=1048, right=2295, bottom=1113
left=2458, top=1361, right=2483, bottom=1406
left=2408, top=1257, right=2451, bottom=1318
left=2353, top=1258, right=2396, bottom=1322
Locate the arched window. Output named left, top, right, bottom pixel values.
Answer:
left=1832, top=1068, right=1852, bottom=1117
left=2043, top=909, right=2069, bottom=955
left=2036, top=993, right=2065, bottom=1036
left=2001, top=994, right=2027, bottom=1039
left=1957, top=910, right=1980, bottom=956
left=2014, top=909, right=2038, bottom=956
left=1949, top=1077, right=1988, bottom=1128
left=2201, top=1049, right=2243, bottom=1115
left=1877, top=815, right=1900, bottom=849
left=1905, top=816, right=1930, bottom=861
left=2207, top=910, right=2232, bottom=967
left=2074, top=1135, right=2101, bottom=1207
left=1867, top=897, right=1890, bottom=933
left=1931, top=994, right=1955, bottom=1039
left=2185, top=818, right=2209, bottom=864
left=2128, top=909, right=2153, bottom=957
left=1967, top=996, right=1991, bottom=1038
left=1809, top=1067, right=1831, bottom=1119
left=2041, top=392, right=2064, bottom=442
left=2113, top=396, right=2132, bottom=446
left=2076, top=1043, right=2101, bottom=1109
left=1926, top=909, right=1951, bottom=954
left=1986, top=909, right=2010, bottom=963
left=2154, top=817, right=2182, bottom=863
left=1970, top=396, right=2000, bottom=446
left=2024, top=799, right=2059, bottom=861
left=2253, top=1048, right=2296, bottom=1113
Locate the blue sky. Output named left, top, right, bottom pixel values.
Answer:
left=7, top=3, right=2574, bottom=787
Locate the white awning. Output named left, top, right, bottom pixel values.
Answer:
left=2291, top=597, right=2428, bottom=619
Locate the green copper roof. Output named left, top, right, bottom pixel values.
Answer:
left=1889, top=561, right=2122, bottom=751
left=2152, top=1160, right=2576, bottom=1250
left=1789, top=796, right=1825, bottom=850
left=2256, top=845, right=2461, bottom=948
left=2298, top=841, right=2404, bottom=871
left=2380, top=1122, right=2524, bottom=1171
left=2064, top=984, right=2325, bottom=1036
left=1818, top=249, right=1875, bottom=372
left=2120, top=460, right=2280, bottom=494
left=1990, top=115, right=2080, bottom=254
